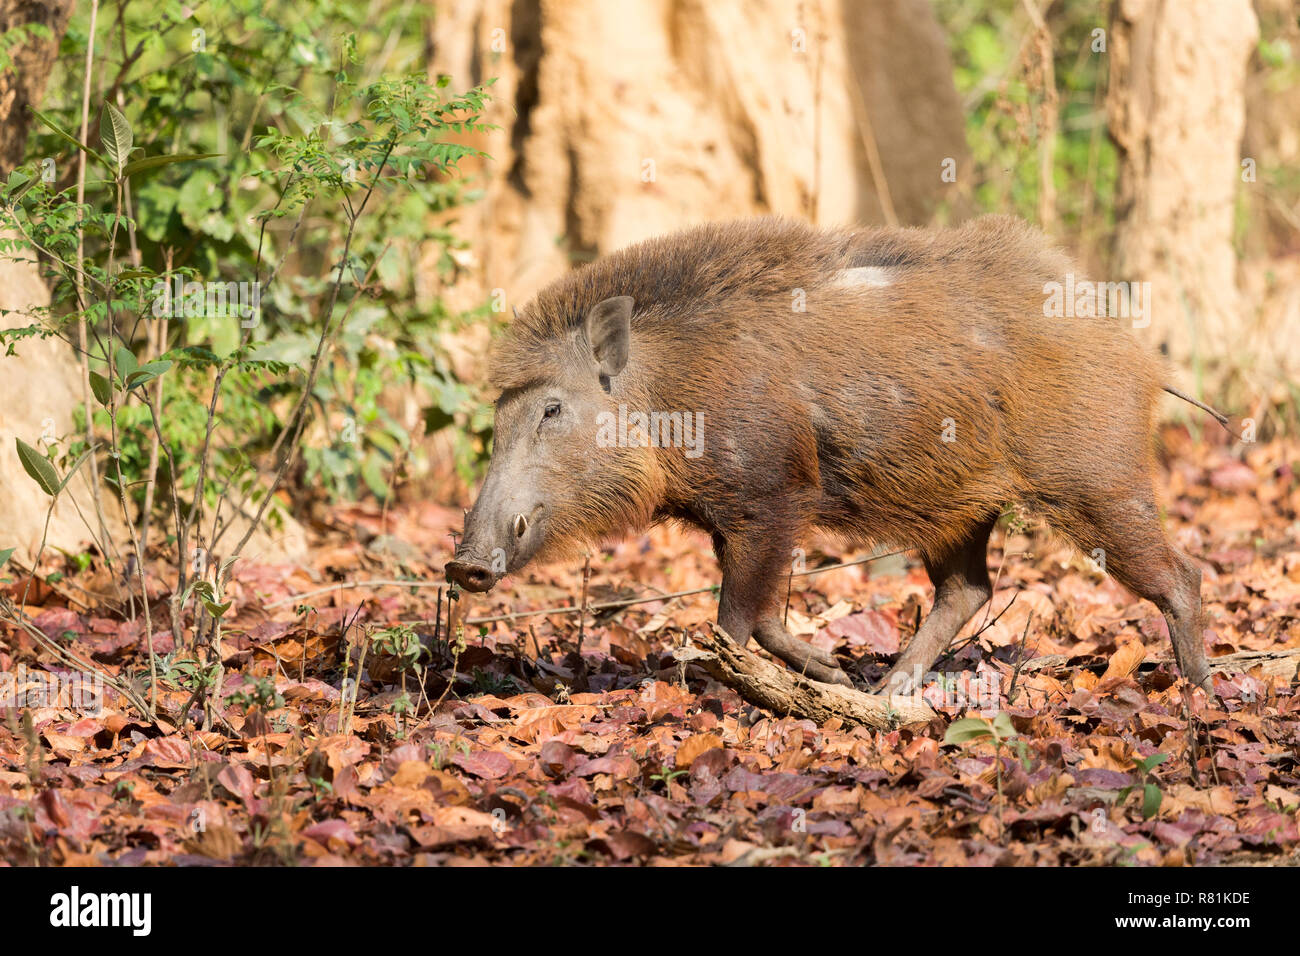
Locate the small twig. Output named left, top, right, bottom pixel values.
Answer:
left=433, top=585, right=443, bottom=647
left=264, top=577, right=442, bottom=609
left=1183, top=694, right=1202, bottom=788
left=225, top=136, right=400, bottom=565
left=340, top=614, right=369, bottom=738
left=939, top=590, right=1021, bottom=666
left=73, top=0, right=112, bottom=565
left=783, top=562, right=795, bottom=629
left=428, top=625, right=464, bottom=717
left=846, top=68, right=898, bottom=227
left=576, top=553, right=591, bottom=651
left=1005, top=610, right=1038, bottom=704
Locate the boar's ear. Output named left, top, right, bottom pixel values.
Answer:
left=585, top=296, right=633, bottom=378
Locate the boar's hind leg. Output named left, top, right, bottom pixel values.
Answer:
left=1058, top=494, right=1212, bottom=693
left=713, top=531, right=851, bottom=686
left=879, top=518, right=996, bottom=695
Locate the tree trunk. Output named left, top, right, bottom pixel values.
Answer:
left=0, top=0, right=103, bottom=569
left=0, top=0, right=73, bottom=175
left=1107, top=0, right=1259, bottom=393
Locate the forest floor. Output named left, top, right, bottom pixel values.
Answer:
left=2, top=426, right=1299, bottom=866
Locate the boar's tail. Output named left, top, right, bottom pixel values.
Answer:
left=1162, top=385, right=1233, bottom=433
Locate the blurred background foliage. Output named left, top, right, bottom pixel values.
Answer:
left=21, top=0, right=494, bottom=513
left=939, top=0, right=1298, bottom=276
left=937, top=0, right=1118, bottom=251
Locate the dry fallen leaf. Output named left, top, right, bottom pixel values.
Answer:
left=1100, top=637, right=1147, bottom=683
left=675, top=733, right=723, bottom=770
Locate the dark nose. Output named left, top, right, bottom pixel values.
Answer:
left=445, top=559, right=496, bottom=593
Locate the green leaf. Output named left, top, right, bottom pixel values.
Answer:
left=202, top=598, right=232, bottom=619
left=89, top=370, right=113, bottom=405
left=186, top=580, right=230, bottom=618
left=15, top=438, right=60, bottom=496
left=29, top=106, right=110, bottom=168
left=991, top=711, right=1016, bottom=742
left=362, top=453, right=389, bottom=499
left=424, top=405, right=454, bottom=433
left=55, top=446, right=97, bottom=496
left=125, top=359, right=172, bottom=389
left=122, top=152, right=220, bottom=179
left=6, top=169, right=38, bottom=204
left=1134, top=752, right=1170, bottom=774
left=0, top=547, right=14, bottom=569
left=114, top=347, right=138, bottom=382
left=99, top=102, right=133, bottom=175
left=943, top=717, right=994, bottom=745
left=1142, top=783, right=1162, bottom=820
left=182, top=580, right=211, bottom=606
left=1011, top=738, right=1032, bottom=770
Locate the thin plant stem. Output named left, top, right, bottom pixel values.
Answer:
left=73, top=0, right=112, bottom=566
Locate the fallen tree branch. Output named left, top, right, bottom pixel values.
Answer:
left=1193, top=648, right=1300, bottom=682
left=674, top=624, right=934, bottom=729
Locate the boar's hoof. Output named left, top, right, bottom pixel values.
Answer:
left=802, top=660, right=854, bottom=687
left=752, top=621, right=853, bottom=687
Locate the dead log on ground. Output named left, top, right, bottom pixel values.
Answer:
left=674, top=624, right=934, bottom=729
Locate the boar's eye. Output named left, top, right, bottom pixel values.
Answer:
left=541, top=401, right=561, bottom=422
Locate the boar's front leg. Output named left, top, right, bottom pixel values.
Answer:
left=878, top=518, right=996, bottom=695
left=753, top=617, right=852, bottom=687
left=712, top=531, right=852, bottom=687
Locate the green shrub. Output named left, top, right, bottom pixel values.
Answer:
left=0, top=1, right=495, bottom=714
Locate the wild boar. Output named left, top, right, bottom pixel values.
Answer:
left=446, top=216, right=1216, bottom=694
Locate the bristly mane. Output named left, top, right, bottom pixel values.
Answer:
left=489, top=218, right=840, bottom=389
left=487, top=215, right=1048, bottom=390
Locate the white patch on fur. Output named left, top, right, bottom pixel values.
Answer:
left=833, top=266, right=895, bottom=289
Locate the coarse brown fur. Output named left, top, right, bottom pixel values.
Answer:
left=458, top=215, right=1212, bottom=693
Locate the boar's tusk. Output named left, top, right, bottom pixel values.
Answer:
left=512, top=513, right=529, bottom=538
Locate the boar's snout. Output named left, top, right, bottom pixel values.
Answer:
left=445, top=499, right=544, bottom=593
left=444, top=558, right=498, bottom=593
